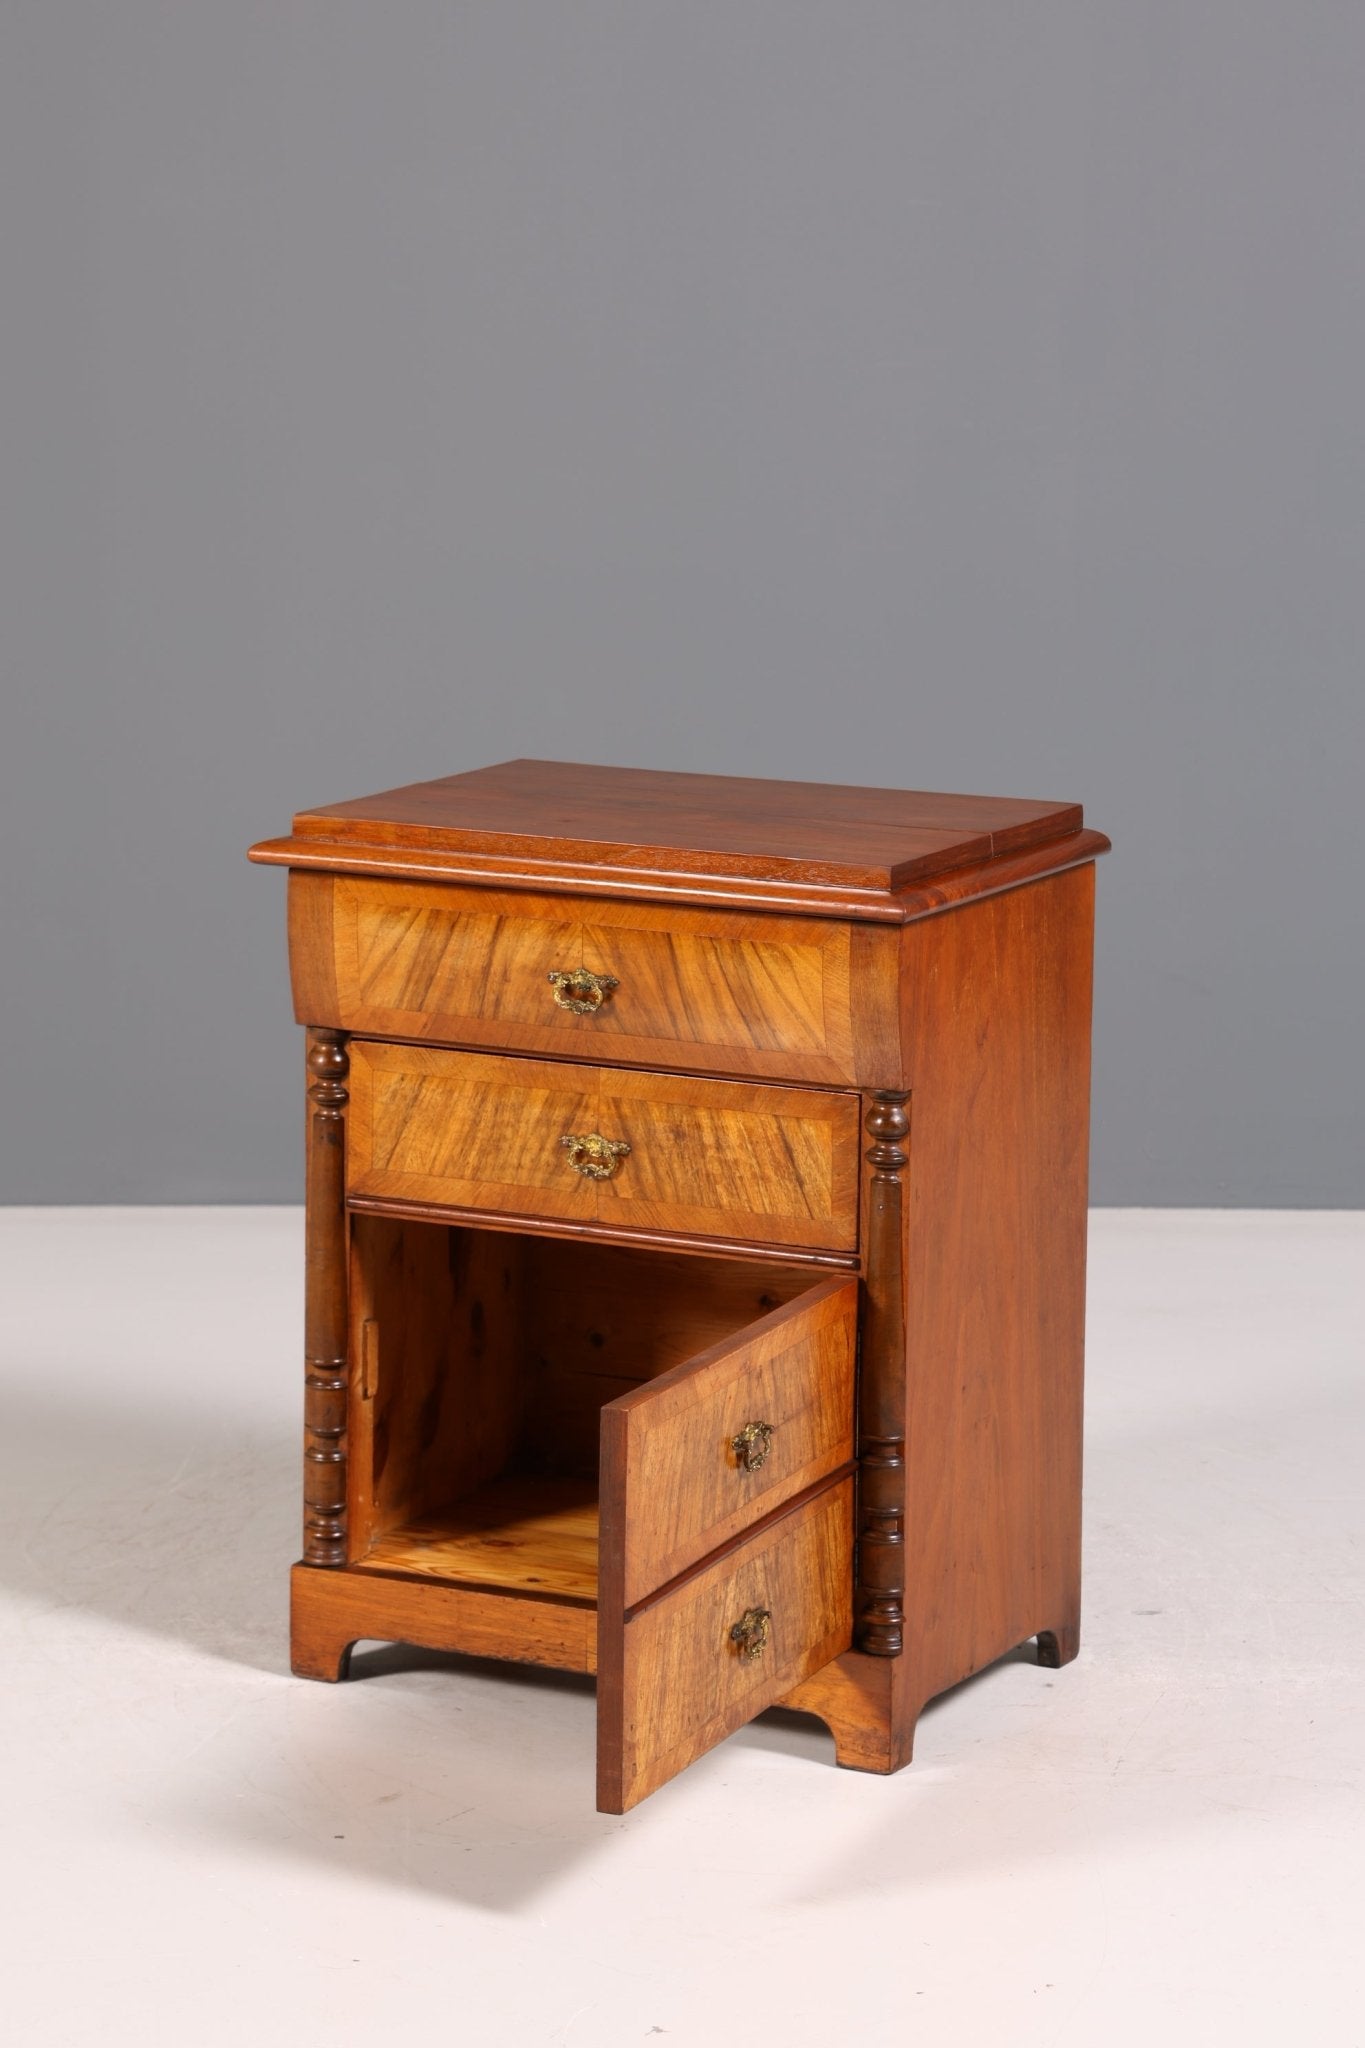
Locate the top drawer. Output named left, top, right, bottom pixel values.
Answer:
left=289, top=873, right=896, bottom=1086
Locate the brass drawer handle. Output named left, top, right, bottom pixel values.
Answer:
left=548, top=967, right=619, bottom=1014
left=731, top=1420, right=774, bottom=1472
left=560, top=1131, right=631, bottom=1181
left=729, top=1607, right=771, bottom=1661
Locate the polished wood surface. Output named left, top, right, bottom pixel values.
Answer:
left=348, top=1045, right=598, bottom=1223
left=291, top=1561, right=596, bottom=1680
left=347, top=1191, right=859, bottom=1270
left=249, top=757, right=1103, bottom=922
left=341, top=1216, right=829, bottom=1550
left=893, top=862, right=1094, bottom=1720
left=346, top=1042, right=861, bottom=1253
left=788, top=864, right=1097, bottom=1767
left=515, top=1237, right=817, bottom=1478
left=600, top=1276, right=856, bottom=1606
left=303, top=1029, right=349, bottom=1567
left=256, top=823, right=1110, bottom=923
left=777, top=1652, right=899, bottom=1773
left=342, top=1217, right=826, bottom=1508
left=593, top=1064, right=860, bottom=1251
left=596, top=1475, right=854, bottom=1813
left=256, top=761, right=1108, bottom=1808
left=290, top=757, right=1081, bottom=884
left=886, top=826, right=1111, bottom=926
left=287, top=872, right=890, bottom=1087
left=353, top=1477, right=599, bottom=1601
left=855, top=1090, right=909, bottom=1655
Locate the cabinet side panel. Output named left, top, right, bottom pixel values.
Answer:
left=288, top=872, right=340, bottom=1025
left=348, top=1218, right=528, bottom=1542
left=896, top=862, right=1096, bottom=1719
left=848, top=924, right=905, bottom=1088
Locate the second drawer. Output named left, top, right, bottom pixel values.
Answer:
left=346, top=1043, right=861, bottom=1253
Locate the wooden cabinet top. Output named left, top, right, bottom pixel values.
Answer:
left=250, top=757, right=1108, bottom=922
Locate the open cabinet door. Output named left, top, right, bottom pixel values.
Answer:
left=597, top=1276, right=858, bottom=1813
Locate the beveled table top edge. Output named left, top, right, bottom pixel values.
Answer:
left=246, top=825, right=1111, bottom=925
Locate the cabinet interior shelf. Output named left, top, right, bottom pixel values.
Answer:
left=354, top=1475, right=600, bottom=1605
left=345, top=1217, right=826, bottom=1614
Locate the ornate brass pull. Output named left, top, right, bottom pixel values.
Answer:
left=560, top=1131, right=631, bottom=1181
left=729, top=1607, right=771, bottom=1661
left=548, top=967, right=619, bottom=1014
left=731, top=1420, right=775, bottom=1473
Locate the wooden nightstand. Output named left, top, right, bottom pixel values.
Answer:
left=249, top=759, right=1109, bottom=1812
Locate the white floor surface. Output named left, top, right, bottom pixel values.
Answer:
left=1, top=1208, right=1360, bottom=2046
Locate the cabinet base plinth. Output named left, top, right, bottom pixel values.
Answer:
left=289, top=1561, right=597, bottom=1681
left=778, top=1651, right=911, bottom=1774
left=780, top=1622, right=1086, bottom=1774
left=1036, top=1620, right=1081, bottom=1669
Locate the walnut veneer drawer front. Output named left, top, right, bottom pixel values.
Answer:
left=602, top=1275, right=858, bottom=1608
left=291, top=873, right=884, bottom=1085
left=598, top=1475, right=854, bottom=1813
left=346, top=1043, right=861, bottom=1253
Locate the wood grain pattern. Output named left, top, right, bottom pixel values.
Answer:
left=352, top=1476, right=599, bottom=1601
left=885, top=827, right=1112, bottom=926
left=286, top=758, right=1078, bottom=885
left=305, top=873, right=872, bottom=1085
left=256, top=763, right=1109, bottom=1806
left=848, top=919, right=906, bottom=1084
left=258, top=827, right=1108, bottom=924
left=594, top=1065, right=860, bottom=1251
left=250, top=758, right=1098, bottom=923
left=290, top=1560, right=596, bottom=1680
left=346, top=1042, right=861, bottom=1253
left=887, top=861, right=1096, bottom=1738
left=344, top=880, right=576, bottom=1021
left=579, top=906, right=850, bottom=1069
left=347, top=1045, right=598, bottom=1224
left=601, top=1277, right=857, bottom=1606
left=346, top=1193, right=859, bottom=1271
left=288, top=873, right=339, bottom=1025
left=341, top=1214, right=829, bottom=1537
left=303, top=1029, right=349, bottom=1567
left=781, top=864, right=1101, bottom=1771
left=596, top=1475, right=854, bottom=1813
left=777, top=1653, right=903, bottom=1772
left=516, top=1238, right=819, bottom=1477
left=345, top=1217, right=525, bottom=1556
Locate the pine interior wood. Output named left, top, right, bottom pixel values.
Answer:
left=344, top=1218, right=835, bottom=1593
left=346, top=1041, right=862, bottom=1253
left=353, top=1476, right=600, bottom=1602
left=346, top=1216, right=525, bottom=1556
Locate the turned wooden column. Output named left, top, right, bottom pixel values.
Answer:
left=303, top=1027, right=349, bottom=1567
left=856, top=1089, right=910, bottom=1655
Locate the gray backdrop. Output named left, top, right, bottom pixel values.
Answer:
left=3, top=4, right=1361, bottom=1206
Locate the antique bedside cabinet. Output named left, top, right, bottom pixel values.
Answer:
left=248, top=758, right=1109, bottom=1812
